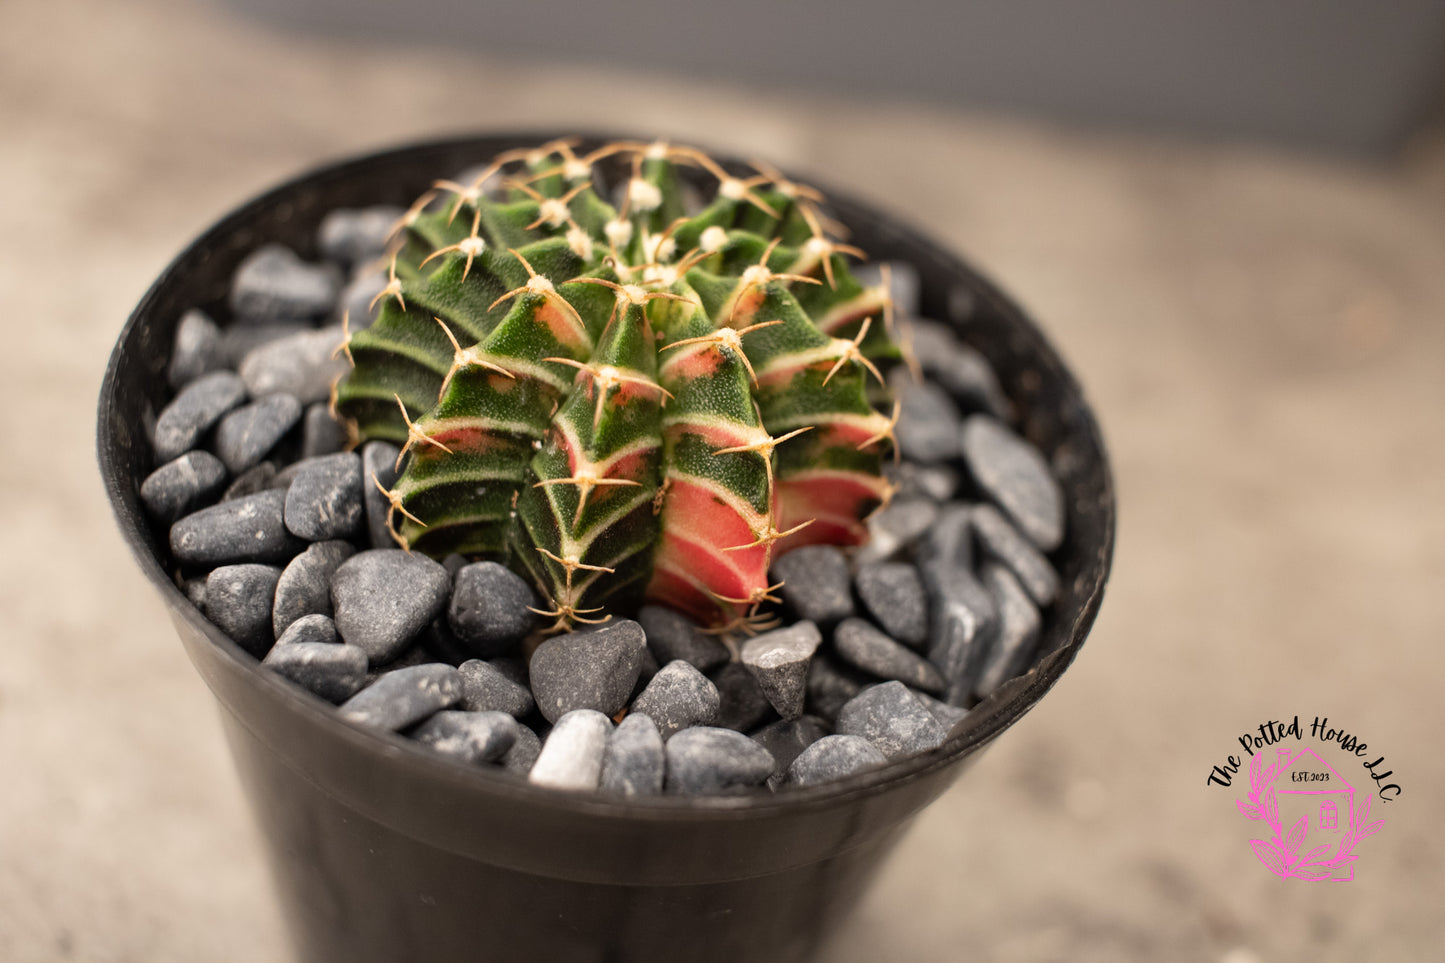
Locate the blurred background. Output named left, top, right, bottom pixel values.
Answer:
left=3, top=0, right=1443, bottom=960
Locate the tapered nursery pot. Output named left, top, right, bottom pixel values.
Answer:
left=98, top=133, right=1115, bottom=963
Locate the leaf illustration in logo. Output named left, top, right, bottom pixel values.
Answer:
left=1303, top=843, right=1334, bottom=864
left=1236, top=799, right=1262, bottom=820
left=1262, top=788, right=1280, bottom=827
left=1296, top=864, right=1334, bottom=882
left=1250, top=839, right=1287, bottom=877
left=1361, top=820, right=1384, bottom=840
left=1285, top=816, right=1309, bottom=859
left=1249, top=752, right=1264, bottom=788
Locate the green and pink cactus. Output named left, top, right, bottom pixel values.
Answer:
left=332, top=139, right=902, bottom=631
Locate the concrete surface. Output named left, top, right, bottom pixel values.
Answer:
left=2, top=1, right=1442, bottom=960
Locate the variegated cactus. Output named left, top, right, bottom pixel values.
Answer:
left=332, top=139, right=901, bottom=631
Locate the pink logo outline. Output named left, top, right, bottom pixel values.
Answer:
left=1236, top=746, right=1384, bottom=881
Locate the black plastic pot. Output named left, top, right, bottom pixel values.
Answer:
left=98, top=134, right=1115, bottom=963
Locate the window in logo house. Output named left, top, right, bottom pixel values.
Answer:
left=1320, top=799, right=1337, bottom=830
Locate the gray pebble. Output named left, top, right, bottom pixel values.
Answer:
left=140, top=450, right=228, bottom=525
left=284, top=452, right=364, bottom=541
left=529, top=710, right=612, bottom=790
left=205, top=564, right=282, bottom=657
left=410, top=710, right=517, bottom=764
left=167, top=309, right=225, bottom=389
left=262, top=640, right=367, bottom=702
left=182, top=577, right=206, bottom=609
left=338, top=269, right=388, bottom=330
left=890, top=372, right=962, bottom=463
left=751, top=715, right=829, bottom=786
left=529, top=619, right=646, bottom=723
left=331, top=549, right=451, bottom=663
left=916, top=503, right=973, bottom=582
left=361, top=440, right=402, bottom=548
left=852, top=260, right=920, bottom=319
left=960, top=415, right=1065, bottom=552
left=503, top=725, right=543, bottom=774
left=805, top=655, right=867, bottom=724
left=448, top=562, right=541, bottom=656
left=770, top=546, right=853, bottom=626
left=301, top=403, right=348, bottom=458
left=711, top=662, right=776, bottom=732
left=913, top=690, right=970, bottom=732
left=458, top=659, right=535, bottom=718
left=229, top=243, right=340, bottom=324
left=884, top=461, right=959, bottom=503
left=170, top=489, right=303, bottom=567
left=318, top=206, right=404, bottom=266
left=741, top=621, right=822, bottom=721
left=214, top=393, right=303, bottom=474
left=835, top=681, right=947, bottom=760
left=925, top=563, right=998, bottom=706
left=239, top=327, right=349, bottom=406
left=339, top=663, right=462, bottom=731
left=600, top=713, right=665, bottom=795
left=152, top=371, right=247, bottom=463
left=974, top=564, right=1042, bottom=700
left=664, top=727, right=775, bottom=794
left=222, top=461, right=278, bottom=501
left=856, top=496, right=939, bottom=564
left=834, top=618, right=946, bottom=694
left=220, top=322, right=311, bottom=368
left=272, top=540, right=355, bottom=637
left=855, top=562, right=929, bottom=648
left=362, top=642, right=433, bottom=683
left=489, top=656, right=529, bottom=688
left=637, top=605, right=729, bottom=672
left=629, top=661, right=720, bottom=738
left=275, top=613, right=340, bottom=646
left=902, top=319, right=1011, bottom=419
left=783, top=734, right=889, bottom=787
left=971, top=504, right=1059, bottom=606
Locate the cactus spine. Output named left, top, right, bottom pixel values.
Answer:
left=333, top=139, right=900, bottom=631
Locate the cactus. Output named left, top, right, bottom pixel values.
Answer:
left=332, top=139, right=901, bottom=631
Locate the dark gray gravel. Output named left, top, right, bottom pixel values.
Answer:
left=971, top=503, right=1059, bottom=606
left=221, top=461, right=278, bottom=501
left=960, top=415, right=1065, bottom=552
left=331, top=549, right=451, bottom=663
left=664, top=727, right=775, bottom=794
left=741, top=621, right=822, bottom=720
left=318, top=206, right=404, bottom=266
left=448, top=562, right=540, bottom=656
left=891, top=375, right=963, bottom=463
left=529, top=620, right=646, bottom=723
left=262, top=640, right=367, bottom=703
left=167, top=309, right=225, bottom=390
left=916, top=503, right=974, bottom=580
left=925, top=562, right=998, bottom=707
left=239, top=327, right=349, bottom=406
left=361, top=440, right=402, bottom=549
left=529, top=710, right=612, bottom=790
left=229, top=243, right=340, bottom=324
left=140, top=451, right=228, bottom=525
left=770, top=546, right=854, bottom=626
left=213, top=393, right=303, bottom=475
left=884, top=461, right=960, bottom=503
left=629, top=661, right=720, bottom=738
left=272, top=540, right=355, bottom=637
left=410, top=710, right=518, bottom=764
left=221, top=323, right=310, bottom=368
left=457, top=659, right=535, bottom=718
left=204, top=564, right=282, bottom=657
left=301, top=403, right=347, bottom=459
left=275, top=613, right=340, bottom=646
left=834, top=618, right=946, bottom=694
left=751, top=715, right=829, bottom=786
left=339, top=270, right=387, bottom=331
left=857, top=496, right=939, bottom=564
left=835, top=681, right=948, bottom=760
left=902, top=318, right=1011, bottom=419
left=855, top=561, right=929, bottom=648
left=710, top=662, right=776, bottom=732
left=974, top=563, right=1043, bottom=700
left=853, top=260, right=920, bottom=319
left=637, top=605, right=729, bottom=672
left=913, top=690, right=970, bottom=732
left=783, top=734, right=889, bottom=787
left=283, top=452, right=364, bottom=542
left=171, top=489, right=303, bottom=567
left=338, top=663, right=462, bottom=731
left=152, top=371, right=247, bottom=463
left=502, top=725, right=542, bottom=775
left=805, top=655, right=867, bottom=724
left=600, top=713, right=665, bottom=796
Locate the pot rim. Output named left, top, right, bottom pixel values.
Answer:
left=98, top=131, right=1116, bottom=821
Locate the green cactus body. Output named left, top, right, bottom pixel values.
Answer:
left=333, top=139, right=901, bottom=630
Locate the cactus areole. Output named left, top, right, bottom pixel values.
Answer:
left=332, top=139, right=903, bottom=633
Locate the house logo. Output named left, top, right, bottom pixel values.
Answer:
left=1235, top=745, right=1384, bottom=881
